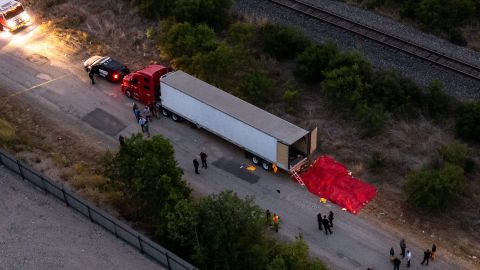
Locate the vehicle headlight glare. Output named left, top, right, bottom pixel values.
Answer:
left=7, top=20, right=16, bottom=28
left=22, top=12, right=30, bottom=21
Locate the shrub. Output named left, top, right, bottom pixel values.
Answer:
left=404, top=164, right=465, bottom=213
left=424, top=80, right=450, bottom=119
left=368, top=150, right=386, bottom=171
left=135, top=0, right=171, bottom=19
left=321, top=65, right=366, bottom=109
left=448, top=27, right=467, bottom=46
left=327, top=51, right=372, bottom=80
left=282, top=81, right=300, bottom=114
left=159, top=22, right=218, bottom=59
left=172, top=0, right=233, bottom=29
left=295, top=43, right=338, bottom=82
left=438, top=141, right=468, bottom=167
left=260, top=24, right=310, bottom=60
left=369, top=71, right=415, bottom=116
left=355, top=103, right=389, bottom=137
left=455, top=101, right=480, bottom=142
left=237, top=70, right=275, bottom=108
left=227, top=23, right=257, bottom=49
left=192, top=42, right=237, bottom=89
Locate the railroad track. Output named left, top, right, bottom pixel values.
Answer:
left=269, top=0, right=480, bottom=82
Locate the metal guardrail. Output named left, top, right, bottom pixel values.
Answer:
left=0, top=149, right=197, bottom=270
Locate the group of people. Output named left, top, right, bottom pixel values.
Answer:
left=133, top=103, right=156, bottom=137
left=317, top=211, right=334, bottom=235
left=389, top=239, right=437, bottom=269
left=193, top=152, right=208, bottom=174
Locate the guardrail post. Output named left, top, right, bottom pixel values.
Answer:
left=17, top=160, right=25, bottom=179
left=138, top=236, right=144, bottom=254
left=62, top=188, right=69, bottom=206
left=166, top=253, right=171, bottom=269
left=87, top=206, right=94, bottom=222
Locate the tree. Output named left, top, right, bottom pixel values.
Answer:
left=227, top=23, right=258, bottom=49
left=261, top=24, right=310, bottom=60
left=327, top=51, right=372, bottom=80
left=355, top=103, right=389, bottom=137
left=455, top=101, right=480, bottom=142
left=404, top=164, right=465, bottom=212
left=438, top=141, right=468, bottom=168
left=135, top=0, right=173, bottom=19
left=267, top=237, right=327, bottom=270
left=192, top=191, right=267, bottom=270
left=369, top=71, right=415, bottom=116
left=192, top=42, right=237, bottom=89
left=295, top=43, right=338, bottom=82
left=172, top=0, right=233, bottom=29
left=103, top=134, right=191, bottom=230
left=237, top=70, right=275, bottom=108
left=159, top=22, right=218, bottom=59
left=321, top=64, right=366, bottom=109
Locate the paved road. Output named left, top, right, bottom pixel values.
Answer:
left=0, top=26, right=472, bottom=269
left=0, top=166, right=162, bottom=270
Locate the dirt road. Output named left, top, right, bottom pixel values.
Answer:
left=0, top=25, right=475, bottom=269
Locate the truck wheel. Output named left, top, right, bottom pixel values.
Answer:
left=125, top=90, right=132, bottom=98
left=171, top=113, right=181, bottom=122
left=161, top=109, right=170, bottom=117
left=252, top=156, right=260, bottom=165
left=262, top=162, right=271, bottom=171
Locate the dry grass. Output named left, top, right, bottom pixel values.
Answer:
left=0, top=119, right=15, bottom=143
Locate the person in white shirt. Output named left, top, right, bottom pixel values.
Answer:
left=406, top=249, right=412, bottom=268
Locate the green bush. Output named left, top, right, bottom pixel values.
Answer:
left=321, top=64, right=366, bottom=109
left=237, top=70, right=275, bottom=108
left=282, top=81, right=300, bottom=114
left=327, top=51, right=372, bottom=79
left=135, top=0, right=171, bottom=19
left=227, top=23, right=258, bottom=49
left=449, top=27, right=468, bottom=46
left=368, top=150, right=386, bottom=171
left=455, top=101, right=480, bottom=142
left=294, top=43, right=338, bottom=82
left=260, top=24, right=310, bottom=60
left=159, top=22, right=218, bottom=59
left=405, top=164, right=465, bottom=213
left=355, top=103, right=389, bottom=136
left=192, top=42, right=237, bottom=88
left=438, top=141, right=468, bottom=167
left=369, top=71, right=415, bottom=116
left=424, top=80, right=450, bottom=119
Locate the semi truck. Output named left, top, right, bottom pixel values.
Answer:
left=121, top=65, right=317, bottom=172
left=0, top=0, right=31, bottom=32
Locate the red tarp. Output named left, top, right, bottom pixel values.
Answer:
left=298, top=156, right=377, bottom=214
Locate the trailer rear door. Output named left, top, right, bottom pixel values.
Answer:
left=309, top=127, right=318, bottom=154
left=276, top=142, right=289, bottom=170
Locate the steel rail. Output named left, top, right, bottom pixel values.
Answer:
left=269, top=0, right=480, bottom=81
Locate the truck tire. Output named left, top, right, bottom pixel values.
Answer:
left=125, top=90, right=132, bottom=98
left=161, top=109, right=170, bottom=117
left=171, top=113, right=182, bottom=122
left=252, top=156, right=260, bottom=165
left=262, top=162, right=271, bottom=171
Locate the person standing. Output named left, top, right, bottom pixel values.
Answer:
left=138, top=116, right=146, bottom=133
left=88, top=69, right=95, bottom=84
left=392, top=257, right=401, bottom=270
left=406, top=249, right=412, bottom=268
left=144, top=106, right=152, bottom=122
left=400, top=239, right=406, bottom=257
left=389, top=247, right=395, bottom=261
left=193, top=159, right=200, bottom=174
left=322, top=215, right=332, bottom=235
left=317, top=212, right=323, bottom=231
left=133, top=104, right=141, bottom=121
left=200, top=152, right=208, bottom=169
left=328, top=211, right=334, bottom=227
left=118, top=135, right=125, bottom=147
left=143, top=118, right=150, bottom=137
left=421, top=249, right=431, bottom=265
left=431, top=244, right=436, bottom=260
left=266, top=209, right=272, bottom=226
left=273, top=213, right=280, bottom=232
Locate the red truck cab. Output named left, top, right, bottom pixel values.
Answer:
left=121, top=65, right=171, bottom=106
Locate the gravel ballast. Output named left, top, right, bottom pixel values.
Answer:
left=0, top=166, right=162, bottom=270
left=234, top=0, right=480, bottom=101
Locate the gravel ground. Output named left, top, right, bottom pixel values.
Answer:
left=234, top=0, right=480, bottom=101
left=0, top=166, right=163, bottom=270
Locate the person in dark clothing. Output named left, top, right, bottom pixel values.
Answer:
left=266, top=209, right=272, bottom=226
left=317, top=212, right=323, bottom=230
left=421, top=249, right=431, bottom=265
left=193, top=159, right=200, bottom=174
left=400, top=239, right=406, bottom=257
left=390, top=247, right=395, bottom=260
left=392, top=257, right=401, bottom=270
left=88, top=70, right=95, bottom=84
left=328, top=211, right=334, bottom=227
left=200, top=152, right=208, bottom=168
left=118, top=135, right=125, bottom=147
left=322, top=215, right=332, bottom=235
left=431, top=244, right=436, bottom=260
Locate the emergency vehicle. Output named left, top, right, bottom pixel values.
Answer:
left=0, top=0, right=31, bottom=32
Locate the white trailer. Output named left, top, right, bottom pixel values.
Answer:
left=159, top=71, right=317, bottom=172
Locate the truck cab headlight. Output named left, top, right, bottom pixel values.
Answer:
left=7, top=20, right=16, bottom=28
left=22, top=13, right=30, bottom=21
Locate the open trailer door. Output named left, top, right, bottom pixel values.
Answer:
left=309, top=127, right=318, bottom=154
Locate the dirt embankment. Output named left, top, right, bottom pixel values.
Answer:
left=5, top=0, right=480, bottom=267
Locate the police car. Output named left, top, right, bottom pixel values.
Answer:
left=83, top=56, right=130, bottom=82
